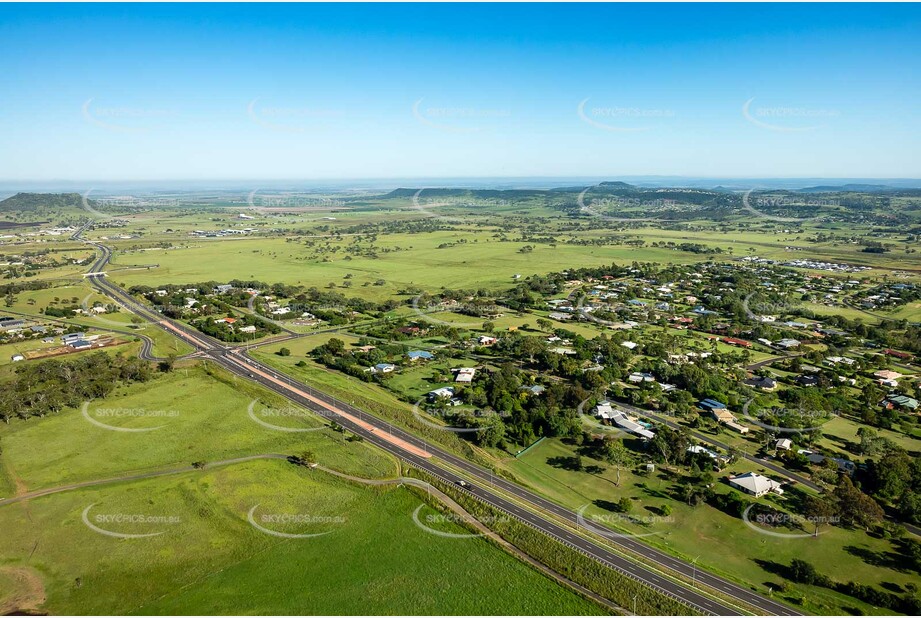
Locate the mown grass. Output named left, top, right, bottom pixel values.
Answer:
left=0, top=459, right=605, bottom=615
left=0, top=363, right=397, bottom=490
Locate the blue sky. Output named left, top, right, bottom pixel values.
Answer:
left=1, top=3, right=919, bottom=181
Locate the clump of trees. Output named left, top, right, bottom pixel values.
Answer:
left=0, top=352, right=153, bottom=422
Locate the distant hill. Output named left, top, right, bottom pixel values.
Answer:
left=0, top=192, right=94, bottom=214
left=597, top=181, right=636, bottom=189
left=383, top=188, right=548, bottom=200
left=797, top=184, right=894, bottom=193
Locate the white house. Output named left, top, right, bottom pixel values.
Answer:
left=427, top=387, right=455, bottom=402
left=729, top=472, right=784, bottom=497
left=594, top=402, right=655, bottom=440
left=454, top=367, right=476, bottom=383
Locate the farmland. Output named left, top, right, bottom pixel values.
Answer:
left=0, top=364, right=604, bottom=615
left=2, top=185, right=921, bottom=615
left=0, top=459, right=604, bottom=615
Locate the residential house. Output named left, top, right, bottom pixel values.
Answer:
left=594, top=401, right=655, bottom=440
left=744, top=376, right=777, bottom=391
left=729, top=472, right=784, bottom=497
left=881, top=394, right=919, bottom=411
left=520, top=385, right=546, bottom=395
left=427, top=387, right=455, bottom=402
left=795, top=375, right=819, bottom=387
left=454, top=367, right=476, bottom=383
left=874, top=370, right=902, bottom=381
left=628, top=372, right=656, bottom=384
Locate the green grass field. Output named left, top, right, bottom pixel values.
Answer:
left=0, top=364, right=396, bottom=491
left=0, top=459, right=604, bottom=615
left=5, top=201, right=921, bottom=616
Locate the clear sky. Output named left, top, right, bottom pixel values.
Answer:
left=1, top=3, right=919, bottom=181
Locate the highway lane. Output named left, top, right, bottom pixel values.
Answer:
left=221, top=349, right=798, bottom=617
left=81, top=238, right=798, bottom=616
left=208, top=350, right=731, bottom=616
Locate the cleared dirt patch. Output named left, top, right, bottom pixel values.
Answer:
left=0, top=566, right=46, bottom=615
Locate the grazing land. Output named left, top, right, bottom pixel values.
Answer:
left=3, top=185, right=921, bottom=615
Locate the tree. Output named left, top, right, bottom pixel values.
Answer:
left=618, top=497, right=633, bottom=513
left=293, top=450, right=317, bottom=466
left=803, top=494, right=838, bottom=534
left=898, top=490, right=921, bottom=525
left=482, top=321, right=495, bottom=333
left=536, top=318, right=553, bottom=331
left=475, top=413, right=506, bottom=449
left=789, top=559, right=820, bottom=585
left=324, top=338, right=346, bottom=356
left=519, top=336, right=544, bottom=364
left=857, top=427, right=882, bottom=455
left=277, top=347, right=291, bottom=356
left=158, top=354, right=176, bottom=373
left=833, top=475, right=884, bottom=530
left=600, top=437, right=633, bottom=486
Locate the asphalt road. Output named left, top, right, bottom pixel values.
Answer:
left=80, top=238, right=800, bottom=616
left=616, top=401, right=824, bottom=493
